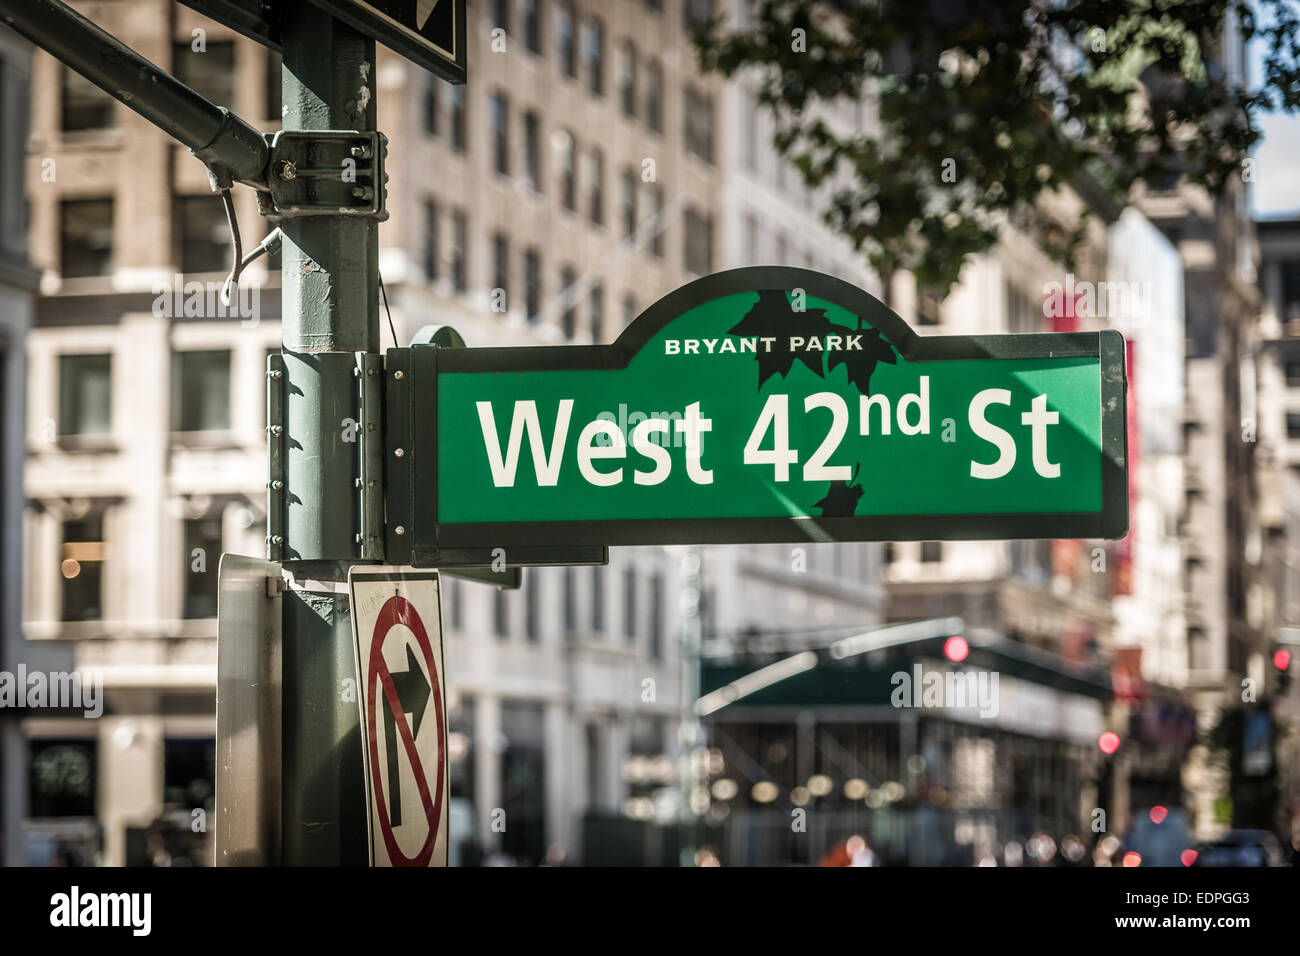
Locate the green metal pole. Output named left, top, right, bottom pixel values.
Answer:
left=277, top=0, right=380, bottom=866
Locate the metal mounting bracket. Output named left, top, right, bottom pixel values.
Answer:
left=259, top=129, right=389, bottom=222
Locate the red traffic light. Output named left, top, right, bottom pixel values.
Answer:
left=1274, top=648, right=1292, bottom=672
left=944, top=636, right=969, bottom=662
left=1098, top=731, right=1121, bottom=755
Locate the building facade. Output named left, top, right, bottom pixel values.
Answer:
left=0, top=23, right=37, bottom=866
left=1255, top=213, right=1300, bottom=837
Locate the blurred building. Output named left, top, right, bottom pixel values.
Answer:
left=1133, top=76, right=1271, bottom=837
left=10, top=0, right=892, bottom=867
left=1255, top=212, right=1300, bottom=835
left=13, top=0, right=282, bottom=866
left=1103, top=207, right=1194, bottom=819
left=0, top=24, right=37, bottom=865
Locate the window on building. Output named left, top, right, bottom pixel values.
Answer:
left=563, top=566, right=577, bottom=635
left=423, top=200, right=439, bottom=280
left=589, top=282, right=604, bottom=342
left=59, top=353, right=112, bottom=437
left=1281, top=259, right=1300, bottom=323
left=623, top=294, right=637, bottom=328
left=450, top=85, right=466, bottom=152
left=555, top=130, right=576, bottom=210
left=918, top=287, right=944, bottom=326
left=590, top=565, right=604, bottom=632
left=491, top=0, right=510, bottom=31
left=174, top=350, right=232, bottom=432
left=585, top=722, right=602, bottom=809
left=523, top=110, right=542, bottom=192
left=1284, top=358, right=1300, bottom=387
left=1287, top=412, right=1300, bottom=438
left=618, top=41, right=637, bottom=117
left=1007, top=280, right=1038, bottom=333
left=623, top=567, right=637, bottom=639
left=582, top=17, right=604, bottom=96
left=452, top=209, right=468, bottom=292
left=448, top=695, right=474, bottom=805
left=524, top=248, right=541, bottom=323
left=522, top=0, right=541, bottom=55
left=499, top=701, right=547, bottom=862
left=649, top=573, right=663, bottom=660
left=173, top=41, right=234, bottom=107
left=494, top=587, right=508, bottom=638
left=555, top=1, right=577, bottom=78
left=422, top=77, right=439, bottom=136
left=60, top=199, right=113, bottom=278
left=684, top=206, right=713, bottom=275
left=684, top=86, right=715, bottom=164
left=683, top=0, right=713, bottom=30
left=449, top=577, right=462, bottom=630
left=627, top=717, right=665, bottom=801
left=620, top=167, right=637, bottom=240
left=163, top=739, right=215, bottom=829
left=30, top=740, right=97, bottom=820
left=645, top=58, right=663, bottom=133
left=743, top=213, right=759, bottom=264
left=585, top=146, right=604, bottom=226
left=921, top=541, right=943, bottom=563
left=492, top=233, right=510, bottom=304
left=62, top=516, right=105, bottom=622
left=183, top=516, right=222, bottom=618
left=177, top=195, right=229, bottom=274
left=742, top=90, right=759, bottom=170
left=490, top=91, right=509, bottom=175
left=560, top=266, right=577, bottom=339
left=61, top=66, right=115, bottom=131
left=643, top=182, right=663, bottom=257
left=525, top=577, right=540, bottom=642
left=883, top=541, right=896, bottom=564
left=266, top=51, right=282, bottom=122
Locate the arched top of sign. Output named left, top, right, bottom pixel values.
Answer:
left=612, top=266, right=920, bottom=364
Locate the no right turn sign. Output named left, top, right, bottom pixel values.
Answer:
left=349, top=568, right=449, bottom=867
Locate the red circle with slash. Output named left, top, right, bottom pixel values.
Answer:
left=366, top=595, right=445, bottom=866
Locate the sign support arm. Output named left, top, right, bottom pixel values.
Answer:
left=0, top=0, right=269, bottom=189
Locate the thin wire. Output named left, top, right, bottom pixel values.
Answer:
left=218, top=188, right=242, bottom=308
left=379, top=273, right=398, bottom=348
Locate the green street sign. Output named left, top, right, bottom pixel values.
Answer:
left=385, top=268, right=1127, bottom=566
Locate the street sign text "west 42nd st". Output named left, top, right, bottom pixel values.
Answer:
left=384, top=268, right=1127, bottom=566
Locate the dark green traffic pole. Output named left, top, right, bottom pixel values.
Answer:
left=275, top=0, right=380, bottom=866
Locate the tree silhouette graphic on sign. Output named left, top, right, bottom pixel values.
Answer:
left=727, top=289, right=898, bottom=394
left=728, top=291, right=890, bottom=519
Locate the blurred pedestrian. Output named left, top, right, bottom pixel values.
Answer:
left=848, top=834, right=878, bottom=867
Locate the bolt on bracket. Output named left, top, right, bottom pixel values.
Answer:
left=259, top=129, right=389, bottom=222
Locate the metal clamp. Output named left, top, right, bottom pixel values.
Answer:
left=259, top=130, right=389, bottom=222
